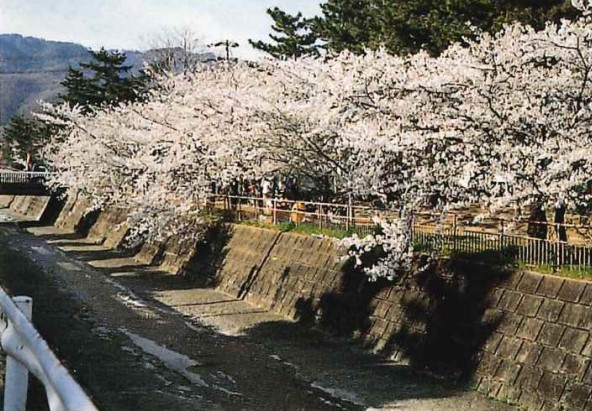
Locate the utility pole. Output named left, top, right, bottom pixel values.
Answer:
left=208, top=40, right=239, bottom=61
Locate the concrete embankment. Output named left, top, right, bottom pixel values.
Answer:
left=210, top=224, right=592, bottom=411
left=0, top=194, right=53, bottom=222
left=4, top=193, right=591, bottom=411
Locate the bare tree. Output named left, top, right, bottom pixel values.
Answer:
left=141, top=27, right=209, bottom=74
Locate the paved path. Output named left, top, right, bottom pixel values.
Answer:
left=0, top=215, right=517, bottom=411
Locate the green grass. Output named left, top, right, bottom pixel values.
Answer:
left=516, top=261, right=592, bottom=280
left=238, top=220, right=360, bottom=239
left=415, top=239, right=592, bottom=280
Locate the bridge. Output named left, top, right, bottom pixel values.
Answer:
left=0, top=171, right=53, bottom=195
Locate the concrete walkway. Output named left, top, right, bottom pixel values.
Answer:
left=0, top=217, right=517, bottom=411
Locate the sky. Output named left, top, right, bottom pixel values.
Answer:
left=1, top=0, right=322, bottom=60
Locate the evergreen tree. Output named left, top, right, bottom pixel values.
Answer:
left=262, top=0, right=577, bottom=57
left=314, top=0, right=379, bottom=55
left=249, top=7, right=319, bottom=59
left=1, top=48, right=149, bottom=165
left=60, top=48, right=148, bottom=111
left=372, top=0, right=578, bottom=56
left=1, top=115, right=57, bottom=168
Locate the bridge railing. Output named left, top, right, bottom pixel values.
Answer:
left=0, top=172, right=53, bottom=185
left=0, top=287, right=97, bottom=411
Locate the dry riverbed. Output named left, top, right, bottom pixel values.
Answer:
left=0, top=218, right=517, bottom=411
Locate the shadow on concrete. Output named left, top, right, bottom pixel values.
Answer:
left=25, top=207, right=101, bottom=242
left=311, top=250, right=513, bottom=385
left=61, top=247, right=138, bottom=262
left=182, top=222, right=233, bottom=284
left=242, top=318, right=485, bottom=406
left=380, top=259, right=508, bottom=381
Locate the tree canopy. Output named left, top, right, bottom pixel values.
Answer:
left=254, top=0, right=577, bottom=58
left=249, top=7, right=319, bottom=59
left=60, top=48, right=148, bottom=111
left=39, top=1, right=592, bottom=277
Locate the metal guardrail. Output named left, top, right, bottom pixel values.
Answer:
left=412, top=224, right=592, bottom=272
left=0, top=287, right=97, bottom=411
left=207, top=194, right=376, bottom=236
left=0, top=172, right=53, bottom=185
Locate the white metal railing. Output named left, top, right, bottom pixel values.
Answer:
left=0, top=287, right=97, bottom=411
left=0, top=172, right=53, bottom=185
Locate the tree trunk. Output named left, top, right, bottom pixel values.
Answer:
left=527, top=198, right=548, bottom=240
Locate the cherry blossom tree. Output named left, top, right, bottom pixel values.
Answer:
left=39, top=0, right=592, bottom=279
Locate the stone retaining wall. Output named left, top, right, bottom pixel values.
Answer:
left=134, top=242, right=162, bottom=266
left=212, top=225, right=592, bottom=411
left=53, top=194, right=93, bottom=232
left=159, top=236, right=201, bottom=275
left=475, top=272, right=591, bottom=410
left=47, top=196, right=194, bottom=273
left=12, top=198, right=592, bottom=410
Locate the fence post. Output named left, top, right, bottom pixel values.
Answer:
left=410, top=212, right=418, bottom=250
left=346, top=194, right=352, bottom=231
left=237, top=197, right=242, bottom=222
left=4, top=296, right=33, bottom=411
left=452, top=214, right=458, bottom=253
left=500, top=218, right=505, bottom=262
left=272, top=198, right=277, bottom=225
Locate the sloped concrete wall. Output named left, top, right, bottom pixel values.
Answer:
left=8, top=196, right=29, bottom=214
left=15, top=202, right=590, bottom=411
left=0, top=195, right=14, bottom=208
left=214, top=225, right=281, bottom=297
left=473, top=272, right=591, bottom=410
left=134, top=242, right=161, bottom=265
left=240, top=231, right=343, bottom=319
left=7, top=195, right=51, bottom=220
left=159, top=236, right=200, bottom=275
left=53, top=194, right=92, bottom=232
left=87, top=208, right=129, bottom=248
left=212, top=224, right=592, bottom=411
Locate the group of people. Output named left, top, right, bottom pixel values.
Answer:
left=212, top=175, right=301, bottom=202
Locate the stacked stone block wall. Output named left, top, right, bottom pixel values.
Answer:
left=134, top=242, right=161, bottom=265
left=214, top=225, right=281, bottom=296
left=11, top=201, right=591, bottom=411
left=474, top=272, right=591, bottom=411
left=239, top=231, right=343, bottom=320
left=10, top=196, right=51, bottom=220
left=8, top=196, right=30, bottom=215
left=361, top=265, right=592, bottom=411
left=213, top=225, right=592, bottom=411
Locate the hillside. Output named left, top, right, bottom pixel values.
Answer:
left=0, top=34, right=216, bottom=124
left=0, top=34, right=91, bottom=123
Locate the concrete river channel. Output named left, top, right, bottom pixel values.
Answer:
left=0, top=204, right=518, bottom=411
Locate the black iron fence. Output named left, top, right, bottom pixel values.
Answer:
left=210, top=195, right=592, bottom=274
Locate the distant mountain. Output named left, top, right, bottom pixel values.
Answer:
left=0, top=34, right=216, bottom=124
left=0, top=34, right=90, bottom=124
